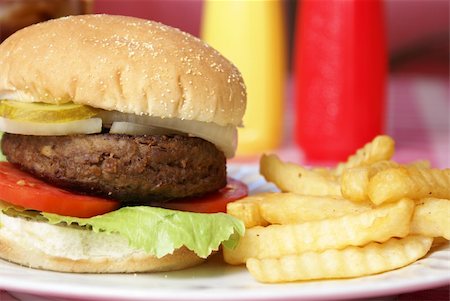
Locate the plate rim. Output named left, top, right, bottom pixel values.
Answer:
left=0, top=263, right=449, bottom=301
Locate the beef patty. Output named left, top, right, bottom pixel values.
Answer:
left=1, top=133, right=227, bottom=204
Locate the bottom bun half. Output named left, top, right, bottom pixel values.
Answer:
left=0, top=210, right=204, bottom=273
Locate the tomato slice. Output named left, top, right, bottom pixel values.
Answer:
left=161, top=177, right=249, bottom=213
left=0, top=162, right=120, bottom=218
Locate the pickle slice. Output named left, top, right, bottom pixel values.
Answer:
left=0, top=100, right=98, bottom=123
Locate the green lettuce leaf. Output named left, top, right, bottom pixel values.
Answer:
left=0, top=201, right=245, bottom=258
left=0, top=132, right=5, bottom=162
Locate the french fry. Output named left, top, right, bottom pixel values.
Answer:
left=368, top=166, right=450, bottom=205
left=224, top=133, right=447, bottom=284
left=410, top=160, right=431, bottom=169
left=311, top=167, right=334, bottom=178
left=246, top=236, right=432, bottom=283
left=260, top=154, right=341, bottom=197
left=227, top=193, right=372, bottom=227
left=341, top=167, right=370, bottom=202
left=226, top=193, right=272, bottom=228
left=334, top=135, right=395, bottom=176
left=259, top=193, right=372, bottom=224
left=411, top=198, right=450, bottom=239
left=224, top=198, right=414, bottom=265
left=341, top=160, right=435, bottom=202
left=341, top=160, right=400, bottom=202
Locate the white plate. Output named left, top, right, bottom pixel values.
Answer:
left=0, top=164, right=449, bottom=301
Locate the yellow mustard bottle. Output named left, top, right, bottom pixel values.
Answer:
left=201, top=0, right=286, bottom=156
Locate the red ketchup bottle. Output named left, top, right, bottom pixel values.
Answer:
left=294, top=0, right=387, bottom=162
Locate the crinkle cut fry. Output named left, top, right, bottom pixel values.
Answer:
left=368, top=166, right=450, bottom=205
left=246, top=236, right=432, bottom=283
left=334, top=135, right=395, bottom=176
left=224, top=199, right=414, bottom=264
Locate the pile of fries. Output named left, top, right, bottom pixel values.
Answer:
left=224, top=135, right=449, bottom=283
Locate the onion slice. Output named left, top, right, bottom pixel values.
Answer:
left=0, top=117, right=102, bottom=136
left=99, top=111, right=237, bottom=158
left=110, top=122, right=184, bottom=136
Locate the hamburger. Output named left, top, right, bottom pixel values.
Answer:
left=0, top=14, right=247, bottom=273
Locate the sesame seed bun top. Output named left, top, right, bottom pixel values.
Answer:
left=0, top=14, right=247, bottom=127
